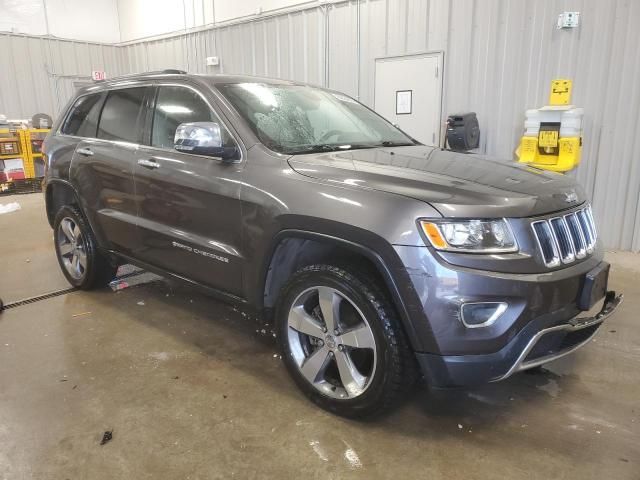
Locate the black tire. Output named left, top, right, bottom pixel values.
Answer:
left=53, top=205, right=117, bottom=290
left=275, top=264, right=417, bottom=418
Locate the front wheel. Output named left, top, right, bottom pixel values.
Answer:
left=276, top=264, right=416, bottom=418
left=53, top=206, right=116, bottom=289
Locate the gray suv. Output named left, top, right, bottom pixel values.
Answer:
left=43, top=71, right=622, bottom=418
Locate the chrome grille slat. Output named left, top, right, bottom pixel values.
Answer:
left=532, top=205, right=597, bottom=268
left=577, top=209, right=595, bottom=253
left=565, top=213, right=587, bottom=258
left=532, top=220, right=560, bottom=267
left=549, top=217, right=575, bottom=264
left=586, top=206, right=597, bottom=238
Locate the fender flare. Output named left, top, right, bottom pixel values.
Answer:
left=45, top=179, right=81, bottom=225
left=260, top=229, right=437, bottom=353
left=45, top=179, right=105, bottom=246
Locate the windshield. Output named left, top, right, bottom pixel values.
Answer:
left=217, top=83, right=417, bottom=154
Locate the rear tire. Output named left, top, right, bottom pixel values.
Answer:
left=275, top=264, right=416, bottom=418
left=53, top=206, right=116, bottom=290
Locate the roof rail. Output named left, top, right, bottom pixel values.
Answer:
left=94, top=69, right=187, bottom=82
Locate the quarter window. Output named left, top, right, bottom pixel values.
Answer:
left=151, top=86, right=233, bottom=150
left=97, top=87, right=147, bottom=143
left=61, top=93, right=103, bottom=137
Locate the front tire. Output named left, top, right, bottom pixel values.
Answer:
left=276, top=264, right=416, bottom=418
left=53, top=206, right=116, bottom=289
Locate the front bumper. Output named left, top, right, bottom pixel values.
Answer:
left=415, top=291, right=622, bottom=387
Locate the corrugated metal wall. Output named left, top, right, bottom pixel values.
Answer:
left=3, top=0, right=640, bottom=250
left=0, top=34, right=125, bottom=118
left=442, top=0, right=640, bottom=252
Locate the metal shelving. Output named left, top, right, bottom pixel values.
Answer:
left=0, top=128, right=50, bottom=195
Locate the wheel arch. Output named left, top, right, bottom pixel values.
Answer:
left=45, top=179, right=82, bottom=227
left=45, top=179, right=107, bottom=249
left=260, top=229, right=433, bottom=353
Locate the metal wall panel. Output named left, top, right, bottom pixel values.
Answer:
left=0, top=34, right=123, bottom=119
left=439, top=0, right=640, bottom=251
left=3, top=0, right=639, bottom=249
left=327, top=2, right=358, bottom=96
left=120, top=7, right=327, bottom=87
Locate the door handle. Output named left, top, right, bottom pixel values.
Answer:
left=77, top=147, right=93, bottom=157
left=138, top=159, right=160, bottom=169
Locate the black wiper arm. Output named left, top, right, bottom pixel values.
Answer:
left=287, top=144, right=341, bottom=155
left=378, top=141, right=416, bottom=147
left=287, top=144, right=376, bottom=155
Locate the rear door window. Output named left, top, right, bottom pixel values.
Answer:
left=151, top=86, right=234, bottom=149
left=97, top=87, right=147, bottom=143
left=61, top=93, right=104, bottom=137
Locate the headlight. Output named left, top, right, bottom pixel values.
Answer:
left=420, top=219, right=518, bottom=253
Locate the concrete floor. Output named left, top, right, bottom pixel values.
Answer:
left=0, top=193, right=638, bottom=479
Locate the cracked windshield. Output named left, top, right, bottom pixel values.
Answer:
left=218, top=83, right=417, bottom=154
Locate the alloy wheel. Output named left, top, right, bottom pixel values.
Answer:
left=56, top=217, right=88, bottom=281
left=287, top=286, right=377, bottom=399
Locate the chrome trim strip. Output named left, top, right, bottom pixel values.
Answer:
left=531, top=220, right=561, bottom=267
left=564, top=212, right=587, bottom=259
left=587, top=205, right=597, bottom=238
left=492, top=292, right=623, bottom=382
left=460, top=302, right=508, bottom=329
left=550, top=216, right=576, bottom=264
left=577, top=209, right=595, bottom=253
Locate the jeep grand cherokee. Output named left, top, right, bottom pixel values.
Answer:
left=43, top=71, right=622, bottom=418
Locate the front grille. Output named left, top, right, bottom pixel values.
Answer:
left=531, top=205, right=597, bottom=267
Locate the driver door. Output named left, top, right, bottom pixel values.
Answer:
left=133, top=84, right=244, bottom=296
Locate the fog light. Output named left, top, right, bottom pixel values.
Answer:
left=460, top=302, right=507, bottom=328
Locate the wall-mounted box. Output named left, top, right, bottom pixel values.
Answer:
left=557, top=12, right=580, bottom=29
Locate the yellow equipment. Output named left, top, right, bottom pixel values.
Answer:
left=517, top=79, right=582, bottom=173
left=549, top=79, right=572, bottom=106
left=0, top=127, right=50, bottom=194
left=19, top=128, right=48, bottom=178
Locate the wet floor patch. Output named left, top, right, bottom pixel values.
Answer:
left=109, top=265, right=164, bottom=291
left=0, top=265, right=162, bottom=312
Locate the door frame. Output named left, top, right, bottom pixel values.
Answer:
left=373, top=51, right=444, bottom=147
left=140, top=81, right=247, bottom=164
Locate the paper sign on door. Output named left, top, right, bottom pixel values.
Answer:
left=395, top=90, right=412, bottom=115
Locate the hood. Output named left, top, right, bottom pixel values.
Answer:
left=287, top=146, right=587, bottom=218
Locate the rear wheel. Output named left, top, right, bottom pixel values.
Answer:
left=53, top=206, right=116, bottom=289
left=276, top=264, right=416, bottom=418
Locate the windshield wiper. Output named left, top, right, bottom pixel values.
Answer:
left=287, top=144, right=376, bottom=155
left=377, top=141, right=416, bottom=147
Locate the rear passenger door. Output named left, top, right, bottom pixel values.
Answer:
left=133, top=84, right=244, bottom=295
left=69, top=86, right=150, bottom=255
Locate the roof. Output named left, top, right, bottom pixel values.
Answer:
left=74, top=70, right=326, bottom=102
left=80, top=70, right=299, bottom=91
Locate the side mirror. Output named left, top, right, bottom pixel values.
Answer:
left=174, top=122, right=239, bottom=161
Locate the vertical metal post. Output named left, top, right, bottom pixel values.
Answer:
left=182, top=0, right=190, bottom=71
left=356, top=0, right=361, bottom=99
left=19, top=130, right=36, bottom=179
left=42, top=0, right=61, bottom=114
left=324, top=4, right=330, bottom=88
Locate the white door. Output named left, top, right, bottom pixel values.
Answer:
left=374, top=53, right=443, bottom=146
